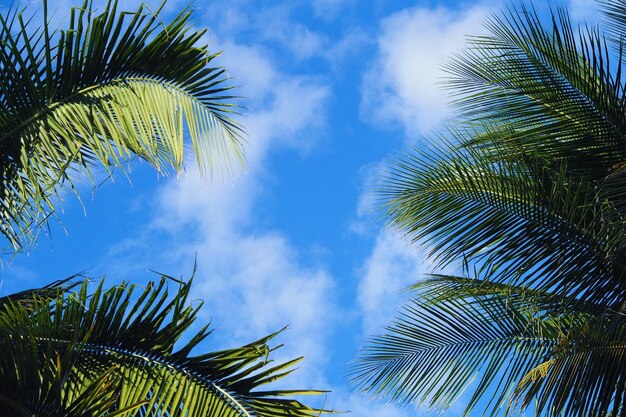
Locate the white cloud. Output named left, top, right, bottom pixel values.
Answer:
left=356, top=0, right=496, bottom=358
left=202, top=2, right=328, bottom=62
left=354, top=2, right=490, bottom=391
left=325, top=28, right=372, bottom=73
left=361, top=4, right=491, bottom=137
left=353, top=4, right=510, bottom=415
left=347, top=160, right=385, bottom=237
left=262, top=16, right=326, bottom=61
left=357, top=228, right=432, bottom=336
left=281, top=25, right=326, bottom=61
left=245, top=77, right=329, bottom=154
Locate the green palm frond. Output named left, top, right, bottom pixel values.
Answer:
left=382, top=135, right=626, bottom=307
left=512, top=313, right=626, bottom=416
left=444, top=3, right=626, bottom=179
left=0, top=276, right=330, bottom=417
left=380, top=0, right=626, bottom=309
left=601, top=0, right=626, bottom=54
left=0, top=274, right=80, bottom=310
left=0, top=0, right=244, bottom=250
left=409, top=274, right=602, bottom=315
left=358, top=1, right=626, bottom=415
left=354, top=277, right=626, bottom=416
left=353, top=283, right=562, bottom=415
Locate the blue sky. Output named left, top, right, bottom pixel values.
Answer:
left=0, top=0, right=600, bottom=415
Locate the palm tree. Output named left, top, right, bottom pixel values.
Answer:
left=0, top=0, right=243, bottom=250
left=0, top=274, right=329, bottom=416
left=353, top=1, right=626, bottom=416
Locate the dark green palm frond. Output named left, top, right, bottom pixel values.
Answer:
left=445, top=3, right=626, bottom=182
left=360, top=1, right=626, bottom=416
left=0, top=274, right=80, bottom=310
left=0, top=276, right=330, bottom=417
left=354, top=278, right=626, bottom=416
left=353, top=287, right=563, bottom=415
left=0, top=0, right=244, bottom=250
left=409, top=274, right=604, bottom=316
left=511, top=312, right=626, bottom=416
left=382, top=136, right=626, bottom=306
left=601, top=0, right=626, bottom=56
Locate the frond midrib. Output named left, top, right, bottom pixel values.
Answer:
left=28, top=334, right=259, bottom=414
left=360, top=334, right=558, bottom=366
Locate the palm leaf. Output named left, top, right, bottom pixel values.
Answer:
left=382, top=135, right=626, bottom=307
left=382, top=1, right=626, bottom=306
left=0, top=274, right=80, bottom=310
left=511, top=312, right=626, bottom=416
left=360, top=1, right=626, bottom=415
left=444, top=3, right=626, bottom=181
left=0, top=0, right=244, bottom=249
left=353, top=284, right=561, bottom=415
left=354, top=276, right=626, bottom=416
left=0, top=275, right=330, bottom=416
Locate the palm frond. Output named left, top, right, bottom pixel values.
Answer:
left=511, top=313, right=626, bottom=416
left=410, top=274, right=603, bottom=316
left=444, top=3, right=626, bottom=182
left=601, top=0, right=626, bottom=56
left=0, top=0, right=244, bottom=249
left=361, top=1, right=626, bottom=415
left=353, top=285, right=562, bottom=415
left=354, top=277, right=626, bottom=416
left=382, top=135, right=626, bottom=307
left=0, top=273, right=80, bottom=309
left=0, top=275, right=330, bottom=417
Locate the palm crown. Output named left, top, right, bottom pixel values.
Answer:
left=354, top=1, right=626, bottom=416
left=0, top=275, right=329, bottom=416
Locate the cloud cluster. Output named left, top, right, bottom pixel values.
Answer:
left=357, top=229, right=431, bottom=336
left=356, top=1, right=493, bottom=324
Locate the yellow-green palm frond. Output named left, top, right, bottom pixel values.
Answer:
left=0, top=0, right=244, bottom=250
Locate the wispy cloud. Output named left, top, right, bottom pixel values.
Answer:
left=311, top=0, right=355, bottom=21
left=201, top=1, right=330, bottom=62
left=569, top=0, right=602, bottom=24
left=356, top=2, right=493, bottom=332
left=357, top=228, right=432, bottom=336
